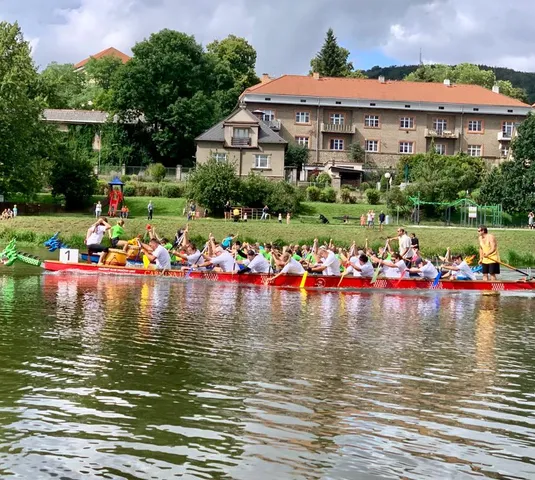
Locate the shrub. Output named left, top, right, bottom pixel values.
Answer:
left=320, top=187, right=337, bottom=203
left=123, top=183, right=136, bottom=197
left=306, top=185, right=321, bottom=201
left=145, top=183, right=161, bottom=196
left=365, top=188, right=381, bottom=205
left=121, top=175, right=131, bottom=183
left=187, top=158, right=240, bottom=214
left=340, top=188, right=352, bottom=204
left=240, top=173, right=274, bottom=207
left=267, top=181, right=302, bottom=214
left=359, top=181, right=371, bottom=192
left=161, top=183, right=183, bottom=198
left=96, top=180, right=108, bottom=195
left=147, top=163, right=167, bottom=183
left=130, top=174, right=139, bottom=182
left=133, top=182, right=147, bottom=196
left=316, top=172, right=332, bottom=187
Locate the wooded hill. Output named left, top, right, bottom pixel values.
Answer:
left=364, top=65, right=535, bottom=103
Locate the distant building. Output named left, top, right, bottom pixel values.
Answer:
left=195, top=105, right=287, bottom=180
left=239, top=73, right=532, bottom=177
left=74, top=47, right=131, bottom=72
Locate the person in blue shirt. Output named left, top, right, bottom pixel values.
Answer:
left=221, top=234, right=236, bottom=250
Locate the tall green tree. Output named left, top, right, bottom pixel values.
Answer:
left=0, top=21, right=52, bottom=197
left=207, top=35, right=260, bottom=116
left=113, top=29, right=219, bottom=165
left=39, top=62, right=86, bottom=109
left=310, top=28, right=365, bottom=78
left=480, top=113, right=535, bottom=212
left=405, top=63, right=528, bottom=102
left=49, top=139, right=97, bottom=210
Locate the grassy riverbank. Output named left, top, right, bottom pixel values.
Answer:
left=2, top=215, right=535, bottom=266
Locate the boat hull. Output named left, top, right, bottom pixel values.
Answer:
left=41, top=261, right=535, bottom=292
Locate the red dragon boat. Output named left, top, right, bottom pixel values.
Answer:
left=2, top=240, right=533, bottom=293
left=38, top=260, right=535, bottom=293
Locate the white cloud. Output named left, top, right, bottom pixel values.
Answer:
left=2, top=0, right=535, bottom=73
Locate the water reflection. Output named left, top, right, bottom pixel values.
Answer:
left=0, top=271, right=534, bottom=478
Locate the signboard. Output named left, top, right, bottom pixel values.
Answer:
left=468, top=206, right=477, bottom=219
left=59, top=248, right=79, bottom=264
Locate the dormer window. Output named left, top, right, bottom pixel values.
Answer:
left=232, top=127, right=251, bottom=146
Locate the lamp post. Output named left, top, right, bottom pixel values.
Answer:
left=384, top=172, right=391, bottom=191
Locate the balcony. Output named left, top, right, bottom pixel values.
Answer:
left=321, top=122, right=355, bottom=134
left=497, top=131, right=513, bottom=141
left=425, top=128, right=460, bottom=139
left=231, top=137, right=251, bottom=147
left=266, top=119, right=281, bottom=131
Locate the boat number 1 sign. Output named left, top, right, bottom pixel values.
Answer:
left=59, top=248, right=79, bottom=264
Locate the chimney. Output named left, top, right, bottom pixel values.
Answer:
left=443, top=79, right=451, bottom=87
left=261, top=73, right=271, bottom=83
left=313, top=72, right=320, bottom=80
left=378, top=75, right=386, bottom=84
left=492, top=84, right=500, bottom=94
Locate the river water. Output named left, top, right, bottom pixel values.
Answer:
left=1, top=263, right=535, bottom=479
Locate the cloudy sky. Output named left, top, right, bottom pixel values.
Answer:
left=2, top=0, right=534, bottom=73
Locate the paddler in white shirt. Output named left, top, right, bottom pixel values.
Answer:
left=441, top=254, right=476, bottom=280
left=372, top=252, right=408, bottom=278
left=342, top=254, right=375, bottom=278
left=408, top=258, right=439, bottom=280
left=310, top=246, right=340, bottom=276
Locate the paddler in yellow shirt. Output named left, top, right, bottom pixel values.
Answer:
left=478, top=225, right=500, bottom=281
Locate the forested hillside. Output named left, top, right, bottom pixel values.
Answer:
left=364, top=64, right=535, bottom=103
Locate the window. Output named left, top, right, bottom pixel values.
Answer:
left=365, top=140, right=379, bottom=152
left=330, top=113, right=345, bottom=125
left=260, top=110, right=275, bottom=121
left=501, top=145, right=510, bottom=158
left=213, top=152, right=228, bottom=162
left=233, top=128, right=249, bottom=138
left=502, top=121, right=514, bottom=138
left=295, top=111, right=310, bottom=124
left=467, top=145, right=482, bottom=157
left=435, top=144, right=446, bottom=155
left=433, top=118, right=447, bottom=132
left=330, top=139, right=344, bottom=150
left=399, top=141, right=414, bottom=154
left=295, top=136, right=309, bottom=148
left=364, top=115, right=380, bottom=128
left=467, top=120, right=483, bottom=133
left=254, top=154, right=270, bottom=169
left=400, top=117, right=415, bottom=129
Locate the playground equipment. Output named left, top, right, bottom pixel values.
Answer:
left=107, top=176, right=124, bottom=217
left=408, top=195, right=503, bottom=227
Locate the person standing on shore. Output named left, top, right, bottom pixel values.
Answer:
left=397, top=228, right=414, bottom=267
left=12, top=205, right=17, bottom=218
left=529, top=211, right=534, bottom=229
left=378, top=211, right=385, bottom=230
left=261, top=205, right=269, bottom=220
left=147, top=201, right=153, bottom=220
left=95, top=201, right=102, bottom=218
left=478, top=225, right=500, bottom=281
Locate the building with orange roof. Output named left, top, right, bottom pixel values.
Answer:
left=233, top=73, right=532, bottom=184
left=74, top=47, right=131, bottom=72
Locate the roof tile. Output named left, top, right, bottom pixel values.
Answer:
left=243, top=75, right=529, bottom=108
left=74, top=47, right=131, bottom=70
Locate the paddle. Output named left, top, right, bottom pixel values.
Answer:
left=495, top=260, right=533, bottom=279
left=432, top=271, right=442, bottom=287
left=371, top=239, right=390, bottom=284
left=299, top=270, right=308, bottom=288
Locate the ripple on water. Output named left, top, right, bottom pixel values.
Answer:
left=0, top=273, right=535, bottom=478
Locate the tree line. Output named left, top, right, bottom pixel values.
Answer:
left=1, top=20, right=533, bottom=213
